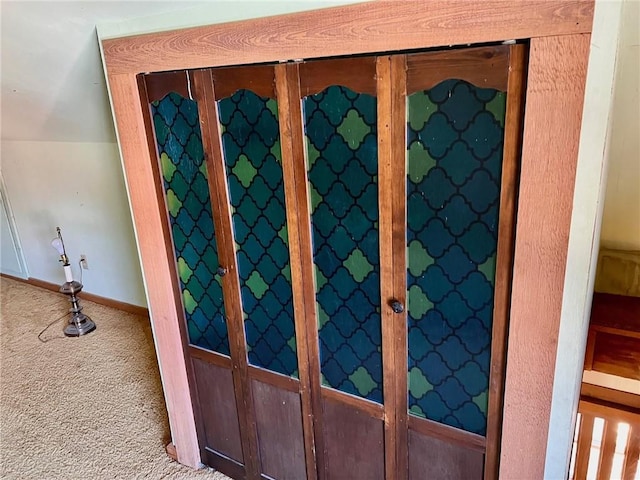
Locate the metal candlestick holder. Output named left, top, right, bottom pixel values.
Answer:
left=51, top=227, right=96, bottom=337
left=60, top=278, right=96, bottom=337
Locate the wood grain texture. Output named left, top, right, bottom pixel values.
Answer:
left=408, top=415, right=486, bottom=453
left=377, top=54, right=397, bottom=480
left=499, top=34, right=591, bottom=480
left=484, top=43, right=527, bottom=480
left=597, top=420, right=617, bottom=480
left=406, top=45, right=509, bottom=94
left=583, top=329, right=596, bottom=370
left=321, top=387, right=385, bottom=421
left=322, top=398, right=385, bottom=480
left=299, top=57, right=377, bottom=97
left=192, top=358, right=244, bottom=463
left=377, top=53, right=409, bottom=480
left=577, top=397, right=640, bottom=480
left=144, top=71, right=190, bottom=103
left=581, top=383, right=640, bottom=409
left=102, top=1, right=594, bottom=77
left=4, top=274, right=150, bottom=318
left=192, top=69, right=262, bottom=479
left=247, top=365, right=300, bottom=393
left=212, top=64, right=276, bottom=100
left=165, top=442, right=178, bottom=461
left=573, top=413, right=594, bottom=480
left=579, top=398, right=640, bottom=426
left=202, top=448, right=247, bottom=480
left=251, top=380, right=307, bottom=480
left=275, top=63, right=321, bottom=480
left=590, top=293, right=640, bottom=335
left=188, top=345, right=232, bottom=370
left=408, top=429, right=484, bottom=480
left=592, top=332, right=640, bottom=380
left=108, top=72, right=200, bottom=468
left=623, top=425, right=640, bottom=480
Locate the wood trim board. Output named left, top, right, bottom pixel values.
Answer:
left=109, top=72, right=201, bottom=468
left=483, top=43, right=527, bottom=480
left=1, top=273, right=149, bottom=318
left=499, top=33, right=591, bottom=480
left=102, top=1, right=593, bottom=76
left=275, top=63, right=320, bottom=480
left=101, top=0, right=595, bottom=475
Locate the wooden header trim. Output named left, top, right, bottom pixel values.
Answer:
left=406, top=45, right=510, bottom=94
left=144, top=71, right=190, bottom=103
left=102, top=0, right=593, bottom=76
left=211, top=65, right=276, bottom=100
left=299, top=57, right=377, bottom=97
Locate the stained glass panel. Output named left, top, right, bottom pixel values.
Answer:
left=406, top=79, right=506, bottom=435
left=304, top=86, right=382, bottom=403
left=151, top=92, right=230, bottom=356
left=218, top=89, right=298, bottom=377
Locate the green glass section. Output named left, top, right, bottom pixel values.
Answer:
left=406, top=80, right=506, bottom=435
left=304, top=86, right=382, bottom=403
left=151, top=92, right=230, bottom=356
left=218, top=89, right=298, bottom=377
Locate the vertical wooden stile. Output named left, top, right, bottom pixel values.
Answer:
left=484, top=43, right=528, bottom=480
left=597, top=420, right=617, bottom=479
left=574, top=414, right=595, bottom=479
left=377, top=55, right=398, bottom=480
left=274, top=63, right=319, bottom=480
left=390, top=54, right=409, bottom=480
left=500, top=34, right=591, bottom=479
left=622, top=424, right=640, bottom=480
left=135, top=73, right=202, bottom=467
left=378, top=54, right=409, bottom=480
left=191, top=69, right=262, bottom=480
left=275, top=63, right=327, bottom=480
left=138, top=72, right=208, bottom=462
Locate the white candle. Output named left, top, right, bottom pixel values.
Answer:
left=63, top=265, right=74, bottom=283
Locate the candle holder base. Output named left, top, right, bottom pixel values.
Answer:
left=63, top=313, right=96, bottom=337
left=59, top=280, right=96, bottom=337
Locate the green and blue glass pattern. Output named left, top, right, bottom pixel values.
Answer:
left=304, top=86, right=382, bottom=403
left=406, top=79, right=506, bottom=435
left=151, top=92, right=230, bottom=356
left=218, top=89, right=298, bottom=377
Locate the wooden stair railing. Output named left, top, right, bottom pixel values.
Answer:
left=571, top=393, right=640, bottom=480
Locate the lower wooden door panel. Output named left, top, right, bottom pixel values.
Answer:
left=192, top=358, right=243, bottom=463
left=408, top=429, right=484, bottom=480
left=252, top=378, right=307, bottom=480
left=322, top=398, right=385, bottom=480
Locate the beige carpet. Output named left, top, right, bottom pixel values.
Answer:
left=0, top=277, right=229, bottom=479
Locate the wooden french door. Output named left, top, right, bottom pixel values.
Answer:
left=139, top=43, right=526, bottom=480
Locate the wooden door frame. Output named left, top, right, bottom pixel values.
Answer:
left=101, top=1, right=594, bottom=478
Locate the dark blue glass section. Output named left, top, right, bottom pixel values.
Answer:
left=406, top=80, right=506, bottom=435
left=304, top=86, right=382, bottom=403
left=218, top=89, right=298, bottom=377
left=151, top=92, right=230, bottom=356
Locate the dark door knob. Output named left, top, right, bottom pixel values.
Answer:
left=216, top=267, right=228, bottom=277
left=389, top=300, right=404, bottom=314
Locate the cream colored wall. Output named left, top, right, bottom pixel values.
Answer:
left=599, top=0, right=640, bottom=251
left=1, top=140, right=146, bottom=306
left=97, top=1, right=358, bottom=39
left=0, top=1, right=359, bottom=308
